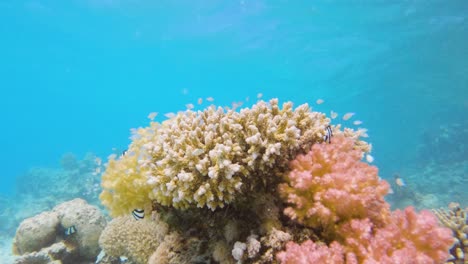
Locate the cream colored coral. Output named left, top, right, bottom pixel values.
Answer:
left=100, top=99, right=332, bottom=214
left=98, top=215, right=169, bottom=264
left=433, top=204, right=468, bottom=264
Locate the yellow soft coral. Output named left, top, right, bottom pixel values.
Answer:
left=100, top=99, right=368, bottom=215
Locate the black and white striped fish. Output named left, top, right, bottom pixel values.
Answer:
left=323, top=125, right=333, bottom=143
left=64, top=225, right=77, bottom=236
left=132, top=209, right=144, bottom=220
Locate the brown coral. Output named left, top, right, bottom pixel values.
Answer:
left=99, top=214, right=169, bottom=264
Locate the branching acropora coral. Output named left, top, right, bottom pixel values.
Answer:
left=101, top=99, right=334, bottom=215
left=278, top=134, right=390, bottom=239
left=433, top=203, right=468, bottom=264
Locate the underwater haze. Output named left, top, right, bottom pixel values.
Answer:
left=0, top=0, right=467, bottom=262
left=0, top=0, right=468, bottom=263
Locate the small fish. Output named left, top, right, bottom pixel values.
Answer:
left=95, top=157, right=102, bottom=166
left=192, top=148, right=204, bottom=156
left=330, top=111, right=338, bottom=119
left=186, top=103, right=194, bottom=110
left=147, top=112, right=158, bottom=120
left=353, top=120, right=363, bottom=125
left=96, top=250, right=106, bottom=263
left=64, top=225, right=77, bottom=236
left=132, top=209, right=145, bottom=220
left=343, top=112, right=355, bottom=121
left=232, top=101, right=243, bottom=110
left=257, top=93, right=263, bottom=99
left=366, top=154, right=374, bottom=163
left=323, top=125, right=333, bottom=143
left=120, top=149, right=128, bottom=158
left=394, top=174, right=405, bottom=187
left=316, top=99, right=324, bottom=105
left=245, top=96, right=250, bottom=102
left=206, top=97, right=214, bottom=102
left=197, top=98, right=203, bottom=105
left=164, top=112, right=176, bottom=118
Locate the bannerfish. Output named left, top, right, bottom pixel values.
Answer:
left=64, top=225, right=77, bottom=236
left=323, top=125, right=333, bottom=143
left=132, top=209, right=145, bottom=220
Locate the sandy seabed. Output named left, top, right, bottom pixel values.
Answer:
left=0, top=236, right=16, bottom=263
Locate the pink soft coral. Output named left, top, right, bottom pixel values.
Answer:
left=277, top=207, right=453, bottom=264
left=278, top=135, right=390, bottom=238
left=276, top=240, right=348, bottom=264
left=364, top=207, right=453, bottom=263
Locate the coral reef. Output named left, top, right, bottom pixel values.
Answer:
left=12, top=199, right=106, bottom=263
left=15, top=152, right=103, bottom=205
left=100, top=99, right=337, bottom=215
left=433, top=203, right=468, bottom=264
left=389, top=161, right=468, bottom=210
left=94, top=99, right=453, bottom=264
left=418, top=120, right=468, bottom=164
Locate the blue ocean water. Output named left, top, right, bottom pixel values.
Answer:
left=0, top=1, right=466, bottom=204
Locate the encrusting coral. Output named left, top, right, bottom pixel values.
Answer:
left=100, top=99, right=334, bottom=215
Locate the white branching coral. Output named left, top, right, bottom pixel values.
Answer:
left=101, top=99, right=330, bottom=214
